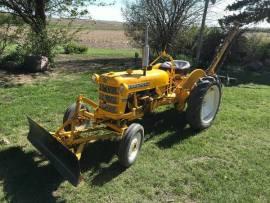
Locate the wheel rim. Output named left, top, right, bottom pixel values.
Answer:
left=200, top=85, right=220, bottom=124
left=128, top=132, right=141, bottom=163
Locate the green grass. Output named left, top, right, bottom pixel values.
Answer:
left=3, top=44, right=139, bottom=59
left=0, top=70, right=270, bottom=202
left=56, top=47, right=139, bottom=58
left=85, top=48, right=139, bottom=58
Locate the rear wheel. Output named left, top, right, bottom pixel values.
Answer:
left=63, top=103, right=90, bottom=131
left=186, top=76, right=222, bottom=130
left=118, top=123, right=144, bottom=167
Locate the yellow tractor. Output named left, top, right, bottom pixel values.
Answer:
left=28, top=25, right=240, bottom=186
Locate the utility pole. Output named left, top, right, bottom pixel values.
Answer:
left=196, top=0, right=210, bottom=63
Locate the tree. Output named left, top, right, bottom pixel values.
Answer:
left=222, top=0, right=270, bottom=25
left=0, top=14, right=23, bottom=57
left=0, top=1, right=105, bottom=33
left=0, top=0, right=109, bottom=62
left=123, top=0, right=203, bottom=53
left=195, top=0, right=216, bottom=62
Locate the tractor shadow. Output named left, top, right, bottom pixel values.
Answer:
left=80, top=141, right=125, bottom=187
left=79, top=108, right=197, bottom=187
left=0, top=147, right=64, bottom=203
left=139, top=108, right=197, bottom=149
left=0, top=109, right=197, bottom=198
left=0, top=144, right=122, bottom=201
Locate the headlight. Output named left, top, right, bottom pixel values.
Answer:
left=91, top=74, right=99, bottom=83
left=119, top=84, right=126, bottom=94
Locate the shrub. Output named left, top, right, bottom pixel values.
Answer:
left=64, top=43, right=88, bottom=54
left=175, top=54, right=194, bottom=64
left=174, top=26, right=198, bottom=57
left=198, top=28, right=225, bottom=66
left=1, top=47, right=24, bottom=64
left=261, top=42, right=270, bottom=62
left=228, top=33, right=270, bottom=67
left=0, top=14, right=24, bottom=59
left=22, top=29, right=71, bottom=64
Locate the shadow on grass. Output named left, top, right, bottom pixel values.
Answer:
left=0, top=57, right=139, bottom=88
left=55, top=57, right=140, bottom=74
left=79, top=108, right=197, bottom=186
left=0, top=109, right=197, bottom=198
left=80, top=141, right=125, bottom=187
left=0, top=69, right=52, bottom=88
left=0, top=144, right=123, bottom=201
left=0, top=147, right=63, bottom=203
left=139, top=108, right=197, bottom=149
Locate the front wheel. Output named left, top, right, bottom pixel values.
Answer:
left=63, top=103, right=90, bottom=131
left=118, top=123, right=144, bottom=167
left=186, top=76, right=222, bottom=130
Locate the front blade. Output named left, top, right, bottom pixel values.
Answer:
left=27, top=117, right=81, bottom=186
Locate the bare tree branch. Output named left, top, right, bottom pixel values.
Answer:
left=123, top=0, right=203, bottom=52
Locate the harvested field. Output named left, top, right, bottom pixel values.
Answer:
left=76, top=30, right=132, bottom=49
left=49, top=19, right=133, bottom=49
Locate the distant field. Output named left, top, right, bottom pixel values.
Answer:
left=49, top=19, right=134, bottom=49
left=3, top=19, right=270, bottom=53
left=245, top=31, right=270, bottom=43
left=49, top=19, right=124, bottom=30
left=77, top=30, right=131, bottom=49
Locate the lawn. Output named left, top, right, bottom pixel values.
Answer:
left=0, top=62, right=270, bottom=202
left=85, top=48, right=139, bottom=58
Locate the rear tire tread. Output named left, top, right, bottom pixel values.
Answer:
left=186, top=75, right=222, bottom=130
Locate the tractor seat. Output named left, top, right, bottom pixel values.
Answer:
left=161, top=60, right=191, bottom=70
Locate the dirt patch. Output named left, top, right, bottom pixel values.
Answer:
left=0, top=69, right=54, bottom=88
left=55, top=54, right=138, bottom=73
left=0, top=55, right=140, bottom=87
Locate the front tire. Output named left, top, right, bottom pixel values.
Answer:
left=63, top=103, right=90, bottom=131
left=186, top=76, right=222, bottom=130
left=118, top=123, right=144, bottom=167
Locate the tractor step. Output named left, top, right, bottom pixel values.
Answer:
left=27, top=117, right=81, bottom=186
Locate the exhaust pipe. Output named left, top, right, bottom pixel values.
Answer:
left=142, top=24, right=150, bottom=76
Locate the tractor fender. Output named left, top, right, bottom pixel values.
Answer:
left=182, top=69, right=206, bottom=90
left=176, top=69, right=206, bottom=111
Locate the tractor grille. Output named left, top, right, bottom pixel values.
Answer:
left=99, top=84, right=119, bottom=95
left=99, top=93, right=118, bottom=104
left=100, top=103, right=117, bottom=113
left=99, top=84, right=119, bottom=113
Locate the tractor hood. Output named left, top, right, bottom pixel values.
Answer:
left=99, top=69, right=169, bottom=91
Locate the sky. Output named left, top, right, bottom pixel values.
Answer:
left=88, top=0, right=124, bottom=22
left=88, top=0, right=270, bottom=28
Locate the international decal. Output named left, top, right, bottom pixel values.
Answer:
left=128, top=82, right=150, bottom=89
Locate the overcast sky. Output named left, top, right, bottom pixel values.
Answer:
left=88, top=0, right=270, bottom=28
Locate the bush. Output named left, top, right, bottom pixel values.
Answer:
left=172, top=27, right=225, bottom=67
left=0, top=14, right=24, bottom=59
left=198, top=28, right=225, bottom=66
left=228, top=33, right=270, bottom=69
left=1, top=47, right=24, bottom=64
left=0, top=16, right=84, bottom=71
left=175, top=54, right=194, bottom=64
left=64, top=43, right=88, bottom=54
left=174, top=26, right=199, bottom=57
left=22, top=29, right=71, bottom=64
left=0, top=46, right=24, bottom=71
